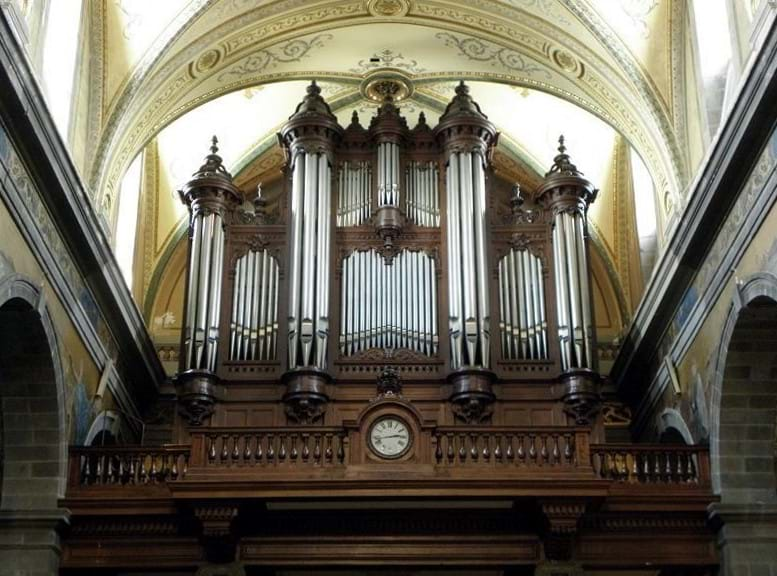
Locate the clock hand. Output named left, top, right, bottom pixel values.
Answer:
left=378, top=434, right=407, bottom=439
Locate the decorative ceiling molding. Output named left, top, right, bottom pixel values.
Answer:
left=88, top=0, right=683, bottom=237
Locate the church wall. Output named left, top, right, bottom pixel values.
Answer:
left=634, top=124, right=777, bottom=445
left=0, top=121, right=133, bottom=443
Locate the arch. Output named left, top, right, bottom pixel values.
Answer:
left=656, top=408, right=694, bottom=445
left=0, top=273, right=67, bottom=508
left=89, top=3, right=682, bottom=229
left=709, top=272, right=777, bottom=500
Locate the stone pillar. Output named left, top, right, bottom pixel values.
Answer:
left=176, top=137, right=242, bottom=425
left=709, top=503, right=777, bottom=576
left=435, top=81, right=498, bottom=423
left=0, top=510, right=69, bottom=576
left=537, top=137, right=601, bottom=425
left=278, top=81, right=343, bottom=423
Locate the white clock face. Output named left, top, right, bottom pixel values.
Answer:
left=369, top=417, right=411, bottom=458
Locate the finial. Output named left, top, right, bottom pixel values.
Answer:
left=351, top=110, right=360, bottom=125
left=511, top=183, right=524, bottom=213
left=307, top=80, right=321, bottom=96
left=545, top=134, right=582, bottom=177
left=210, top=135, right=219, bottom=155
left=418, top=111, right=427, bottom=125
left=256, top=182, right=263, bottom=199
left=455, top=80, right=469, bottom=96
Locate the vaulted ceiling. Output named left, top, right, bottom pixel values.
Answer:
left=91, top=0, right=688, bottom=225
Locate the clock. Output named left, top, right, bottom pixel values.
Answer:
left=368, top=416, right=412, bottom=459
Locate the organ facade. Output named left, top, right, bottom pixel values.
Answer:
left=61, top=82, right=717, bottom=575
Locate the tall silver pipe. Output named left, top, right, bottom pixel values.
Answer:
left=472, top=152, right=490, bottom=367
left=572, top=215, right=591, bottom=367
left=288, top=152, right=304, bottom=367
left=446, top=154, right=462, bottom=369
left=316, top=154, right=331, bottom=368
left=229, top=248, right=241, bottom=360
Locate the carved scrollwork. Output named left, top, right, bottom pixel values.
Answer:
left=450, top=394, right=494, bottom=424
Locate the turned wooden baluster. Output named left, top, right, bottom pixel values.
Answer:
left=267, top=434, right=276, bottom=461
left=458, top=434, right=467, bottom=461
left=494, top=435, right=503, bottom=461
left=434, top=434, right=443, bottom=463
left=337, top=433, right=346, bottom=463
left=324, top=434, right=333, bottom=462
left=447, top=433, right=455, bottom=462
left=563, top=434, right=573, bottom=464
left=279, top=434, right=288, bottom=461
left=302, top=434, right=310, bottom=461
left=506, top=435, right=514, bottom=461
left=243, top=436, right=253, bottom=462
left=290, top=435, right=299, bottom=461
left=255, top=434, right=264, bottom=463
left=313, top=434, right=322, bottom=463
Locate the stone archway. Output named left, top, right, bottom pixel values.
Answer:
left=708, top=273, right=777, bottom=575
left=0, top=274, right=68, bottom=575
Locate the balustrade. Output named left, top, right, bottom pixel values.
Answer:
left=195, top=428, right=348, bottom=467
left=70, top=446, right=190, bottom=487
left=433, top=427, right=584, bottom=469
left=591, top=444, right=710, bottom=485
left=67, top=433, right=711, bottom=492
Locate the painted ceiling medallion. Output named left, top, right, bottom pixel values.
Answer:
left=367, top=0, right=410, bottom=18
left=363, top=75, right=413, bottom=103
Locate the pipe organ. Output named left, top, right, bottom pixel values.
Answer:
left=73, top=79, right=717, bottom=576
left=175, top=80, right=601, bottom=427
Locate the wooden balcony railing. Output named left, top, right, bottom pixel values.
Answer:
left=590, top=444, right=711, bottom=485
left=190, top=427, right=348, bottom=468
left=68, top=445, right=190, bottom=487
left=65, top=431, right=711, bottom=491
left=433, top=427, right=588, bottom=469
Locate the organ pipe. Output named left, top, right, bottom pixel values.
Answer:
left=229, top=250, right=280, bottom=361
left=179, top=137, right=241, bottom=374
left=537, top=136, right=598, bottom=373
left=279, top=81, right=343, bottom=372
left=337, top=160, right=372, bottom=226
left=340, top=249, right=438, bottom=357
left=444, top=149, right=493, bottom=370
left=435, top=82, right=497, bottom=371
left=404, top=161, right=440, bottom=227
left=498, top=249, right=548, bottom=360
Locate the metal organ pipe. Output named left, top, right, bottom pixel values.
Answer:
left=229, top=250, right=279, bottom=361
left=286, top=150, right=334, bottom=370
left=340, top=249, right=437, bottom=357
left=497, top=249, right=548, bottom=361
left=336, top=161, right=372, bottom=227
left=445, top=149, right=491, bottom=370
left=183, top=209, right=229, bottom=373
left=405, top=161, right=440, bottom=227
left=537, top=137, right=598, bottom=374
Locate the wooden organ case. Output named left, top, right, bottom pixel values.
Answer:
left=61, top=83, right=717, bottom=576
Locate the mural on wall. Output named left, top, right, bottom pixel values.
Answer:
left=65, top=354, right=95, bottom=446
left=660, top=126, right=777, bottom=442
